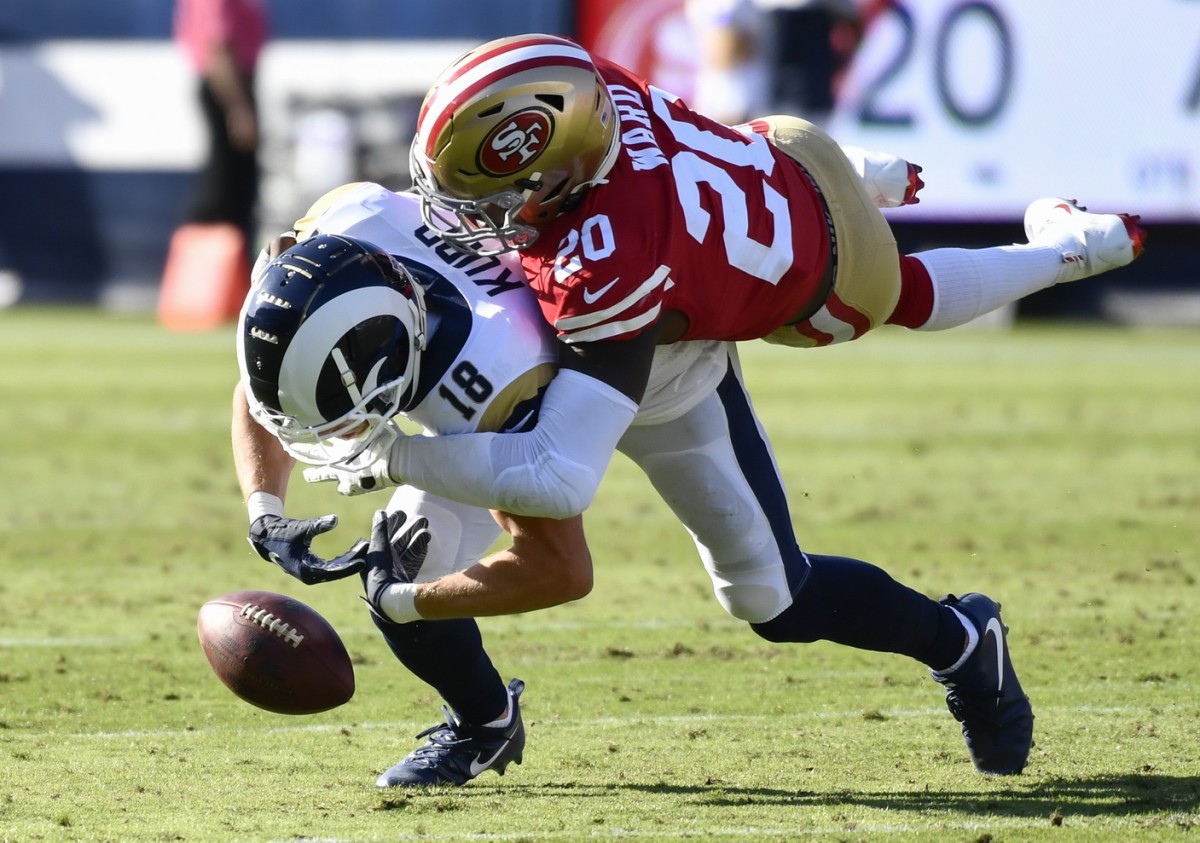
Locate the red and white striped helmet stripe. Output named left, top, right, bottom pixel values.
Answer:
left=417, top=35, right=597, bottom=158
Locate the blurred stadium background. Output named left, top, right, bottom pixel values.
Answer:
left=0, top=0, right=1196, bottom=319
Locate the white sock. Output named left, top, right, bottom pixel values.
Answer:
left=480, top=687, right=514, bottom=728
left=912, top=243, right=1070, bottom=330
left=935, top=606, right=980, bottom=676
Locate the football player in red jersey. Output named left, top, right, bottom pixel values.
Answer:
left=307, top=33, right=1145, bottom=776
left=364, top=33, right=1145, bottom=515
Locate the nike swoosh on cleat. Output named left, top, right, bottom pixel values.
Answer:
left=468, top=740, right=509, bottom=777
left=985, top=616, right=1005, bottom=695
left=582, top=277, right=620, bottom=304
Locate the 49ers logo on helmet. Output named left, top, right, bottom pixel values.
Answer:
left=477, top=109, right=555, bottom=176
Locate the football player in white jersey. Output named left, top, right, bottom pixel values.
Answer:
left=235, top=185, right=1031, bottom=789
left=234, top=184, right=735, bottom=787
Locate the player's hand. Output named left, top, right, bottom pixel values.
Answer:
left=841, top=146, right=924, bottom=208
left=225, top=104, right=259, bottom=152
left=302, top=425, right=405, bottom=496
left=302, top=459, right=400, bottom=496
left=360, top=510, right=431, bottom=621
left=248, top=513, right=368, bottom=585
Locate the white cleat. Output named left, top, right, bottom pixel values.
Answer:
left=1023, top=197, right=1146, bottom=283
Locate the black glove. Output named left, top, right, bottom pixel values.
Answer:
left=360, top=509, right=431, bottom=620
left=248, top=513, right=368, bottom=585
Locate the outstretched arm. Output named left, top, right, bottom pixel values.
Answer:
left=236, top=378, right=593, bottom=615
left=395, top=509, right=594, bottom=621
left=358, top=483, right=595, bottom=623
left=310, top=331, right=662, bottom=519
left=232, top=380, right=294, bottom=508
left=232, top=381, right=367, bottom=584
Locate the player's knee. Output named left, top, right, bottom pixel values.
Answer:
left=714, top=581, right=791, bottom=625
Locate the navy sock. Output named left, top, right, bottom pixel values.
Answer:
left=370, top=614, right=508, bottom=724
left=751, top=553, right=966, bottom=670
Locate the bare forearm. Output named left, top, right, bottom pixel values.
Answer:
left=231, top=383, right=294, bottom=502
left=413, top=553, right=573, bottom=618
left=412, top=512, right=593, bottom=620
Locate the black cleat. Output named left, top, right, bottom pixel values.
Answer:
left=933, top=593, right=1034, bottom=775
left=376, top=678, right=526, bottom=787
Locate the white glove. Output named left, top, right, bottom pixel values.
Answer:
left=840, top=146, right=924, bottom=208
left=302, top=424, right=406, bottom=496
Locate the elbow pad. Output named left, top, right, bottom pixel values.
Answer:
left=489, top=436, right=598, bottom=518
left=394, top=370, right=637, bottom=518
left=488, top=370, right=636, bottom=517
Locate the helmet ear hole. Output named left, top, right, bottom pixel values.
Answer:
left=537, top=179, right=571, bottom=217
left=560, top=192, right=585, bottom=214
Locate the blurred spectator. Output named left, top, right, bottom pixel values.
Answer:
left=173, top=0, right=269, bottom=254
left=159, top=0, right=269, bottom=331
left=686, top=0, right=862, bottom=126
left=685, top=0, right=770, bottom=124
left=756, top=0, right=860, bottom=125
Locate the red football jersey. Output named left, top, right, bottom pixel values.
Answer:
left=519, top=57, right=831, bottom=344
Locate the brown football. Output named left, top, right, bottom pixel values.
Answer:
left=197, top=590, right=354, bottom=714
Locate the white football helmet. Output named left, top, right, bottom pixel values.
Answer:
left=410, top=33, right=621, bottom=254
left=237, top=234, right=427, bottom=466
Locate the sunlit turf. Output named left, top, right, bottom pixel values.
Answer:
left=1, top=309, right=1197, bottom=841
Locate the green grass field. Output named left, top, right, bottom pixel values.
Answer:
left=1, top=309, right=1197, bottom=842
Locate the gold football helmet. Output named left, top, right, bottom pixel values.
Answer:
left=410, top=33, right=620, bottom=254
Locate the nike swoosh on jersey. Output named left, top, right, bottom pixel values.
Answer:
left=504, top=408, right=537, bottom=433
left=581, top=277, right=620, bottom=304
left=468, top=739, right=510, bottom=777
left=984, top=616, right=1005, bottom=694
